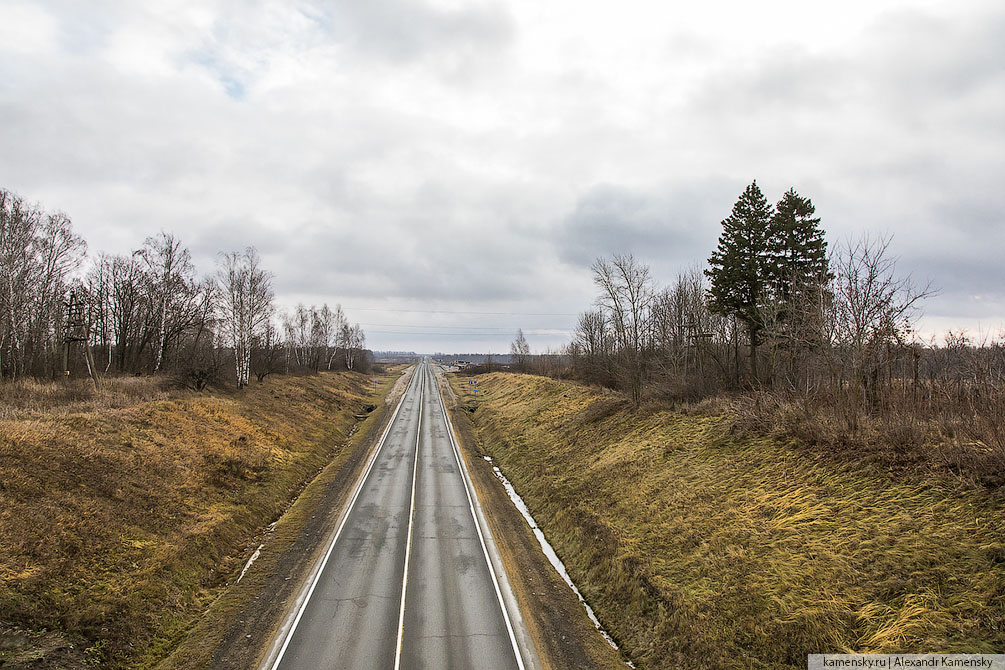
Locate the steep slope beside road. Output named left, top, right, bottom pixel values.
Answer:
left=454, top=372, right=1005, bottom=669
left=0, top=369, right=404, bottom=669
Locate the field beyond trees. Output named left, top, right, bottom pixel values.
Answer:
left=0, top=370, right=395, bottom=668
left=453, top=372, right=1005, bottom=669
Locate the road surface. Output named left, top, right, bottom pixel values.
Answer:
left=265, top=360, right=527, bottom=670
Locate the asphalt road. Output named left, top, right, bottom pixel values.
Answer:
left=266, top=360, right=526, bottom=670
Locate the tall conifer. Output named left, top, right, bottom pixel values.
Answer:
left=768, top=188, right=829, bottom=305
left=705, top=180, right=774, bottom=382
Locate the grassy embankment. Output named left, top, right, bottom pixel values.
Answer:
left=0, top=369, right=400, bottom=668
left=452, top=372, right=1005, bottom=669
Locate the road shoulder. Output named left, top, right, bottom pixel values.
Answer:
left=157, top=366, right=415, bottom=670
left=438, top=369, right=627, bottom=670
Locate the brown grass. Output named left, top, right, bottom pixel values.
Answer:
left=694, top=389, right=1005, bottom=487
left=0, top=376, right=173, bottom=420
left=453, top=372, right=1005, bottom=669
left=0, top=370, right=396, bottom=668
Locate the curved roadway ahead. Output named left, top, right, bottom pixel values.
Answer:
left=265, top=360, right=528, bottom=670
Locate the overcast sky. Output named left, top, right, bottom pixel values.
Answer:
left=2, top=0, right=1002, bottom=353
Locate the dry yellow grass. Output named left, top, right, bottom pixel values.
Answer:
left=0, top=370, right=397, bottom=668
left=454, top=372, right=1005, bottom=669
left=0, top=376, right=173, bottom=420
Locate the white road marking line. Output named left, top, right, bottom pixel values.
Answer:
left=267, top=366, right=417, bottom=670
left=434, top=367, right=528, bottom=670
left=393, top=362, right=425, bottom=670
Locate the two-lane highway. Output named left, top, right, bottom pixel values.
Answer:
left=265, top=360, right=528, bottom=670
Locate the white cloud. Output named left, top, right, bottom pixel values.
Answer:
left=0, top=2, right=59, bottom=55
left=0, top=0, right=1002, bottom=351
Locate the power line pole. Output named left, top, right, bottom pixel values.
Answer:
left=64, top=289, right=100, bottom=389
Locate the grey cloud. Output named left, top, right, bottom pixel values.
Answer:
left=183, top=0, right=516, bottom=97
left=691, top=49, right=847, bottom=119
left=896, top=197, right=1005, bottom=310
left=862, top=8, right=1005, bottom=100
left=670, top=2, right=1005, bottom=326
left=189, top=216, right=281, bottom=259
left=327, top=0, right=515, bottom=64
left=685, top=3, right=1005, bottom=157
left=4, top=1, right=1004, bottom=351
left=269, top=202, right=549, bottom=303
left=554, top=180, right=736, bottom=275
left=931, top=198, right=1005, bottom=237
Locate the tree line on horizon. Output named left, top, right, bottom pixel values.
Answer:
left=570, top=180, right=936, bottom=403
left=565, top=181, right=937, bottom=405
left=541, top=180, right=1005, bottom=476
left=0, top=188, right=370, bottom=389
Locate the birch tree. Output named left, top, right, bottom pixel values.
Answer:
left=217, top=248, right=273, bottom=388
left=325, top=304, right=347, bottom=370
left=139, top=232, right=195, bottom=372
left=84, top=254, right=115, bottom=372
left=510, top=329, right=530, bottom=371
left=0, top=189, right=85, bottom=378
left=340, top=322, right=365, bottom=370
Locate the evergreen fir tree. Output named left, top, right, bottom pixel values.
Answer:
left=705, top=180, right=774, bottom=382
left=768, top=188, right=829, bottom=306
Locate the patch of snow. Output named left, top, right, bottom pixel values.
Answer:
left=236, top=544, right=263, bottom=584
left=489, top=462, right=635, bottom=668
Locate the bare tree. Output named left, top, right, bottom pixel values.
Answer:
left=283, top=304, right=311, bottom=369
left=108, top=251, right=149, bottom=372
left=650, top=268, right=716, bottom=396
left=325, top=304, right=347, bottom=370
left=0, top=189, right=85, bottom=379
left=0, top=189, right=37, bottom=378
left=510, top=328, right=530, bottom=371
left=176, top=276, right=219, bottom=388
left=217, top=248, right=274, bottom=388
left=337, top=322, right=366, bottom=371
left=308, top=306, right=328, bottom=371
left=252, top=321, right=284, bottom=382
left=574, top=309, right=608, bottom=359
left=571, top=308, right=612, bottom=385
left=592, top=254, right=653, bottom=406
left=138, top=232, right=197, bottom=372
left=84, top=254, right=116, bottom=372
left=829, top=235, right=935, bottom=424
left=280, top=302, right=347, bottom=373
